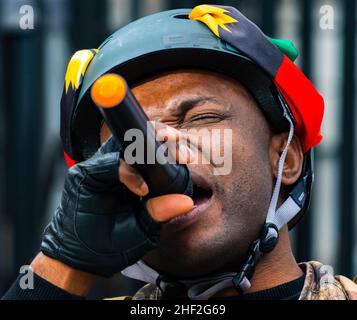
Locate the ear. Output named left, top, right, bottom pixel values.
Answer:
left=269, top=132, right=303, bottom=186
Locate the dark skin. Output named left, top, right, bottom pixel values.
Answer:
left=31, top=69, right=303, bottom=296
left=128, top=70, right=302, bottom=278
left=137, top=71, right=271, bottom=275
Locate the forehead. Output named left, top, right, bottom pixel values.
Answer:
left=131, top=69, right=253, bottom=113
left=100, top=69, right=261, bottom=143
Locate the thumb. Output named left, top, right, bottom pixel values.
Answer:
left=146, top=194, right=194, bottom=222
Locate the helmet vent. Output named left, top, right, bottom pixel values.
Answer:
left=172, top=14, right=189, bottom=20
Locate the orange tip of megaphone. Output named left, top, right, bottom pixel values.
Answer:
left=91, top=73, right=127, bottom=108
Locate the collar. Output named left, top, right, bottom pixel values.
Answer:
left=122, top=260, right=306, bottom=300
left=121, top=260, right=239, bottom=300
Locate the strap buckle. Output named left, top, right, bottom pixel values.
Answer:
left=232, top=223, right=279, bottom=292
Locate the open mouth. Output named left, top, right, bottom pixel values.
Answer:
left=165, top=171, right=213, bottom=231
left=192, top=182, right=213, bottom=206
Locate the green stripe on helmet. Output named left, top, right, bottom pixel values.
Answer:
left=267, top=37, right=299, bottom=62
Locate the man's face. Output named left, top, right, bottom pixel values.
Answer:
left=101, top=69, right=275, bottom=277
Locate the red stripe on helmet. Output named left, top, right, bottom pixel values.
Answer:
left=274, top=55, right=324, bottom=153
left=64, top=151, right=76, bottom=168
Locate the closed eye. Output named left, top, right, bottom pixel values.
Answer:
left=184, top=113, right=225, bottom=125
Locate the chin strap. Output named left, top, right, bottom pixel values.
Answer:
left=122, top=110, right=309, bottom=300
left=122, top=259, right=239, bottom=300
left=233, top=111, right=305, bottom=292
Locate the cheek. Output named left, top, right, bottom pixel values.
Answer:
left=216, top=126, right=273, bottom=228
left=231, top=122, right=272, bottom=186
left=185, top=124, right=234, bottom=176
left=209, top=127, right=233, bottom=176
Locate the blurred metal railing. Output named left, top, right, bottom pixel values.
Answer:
left=0, top=0, right=45, bottom=293
left=339, top=0, right=356, bottom=277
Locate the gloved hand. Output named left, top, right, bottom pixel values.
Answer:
left=40, top=136, right=193, bottom=277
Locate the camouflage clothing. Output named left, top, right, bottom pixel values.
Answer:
left=111, top=261, right=357, bottom=300
left=298, top=261, right=357, bottom=300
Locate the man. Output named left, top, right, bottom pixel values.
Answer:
left=3, top=5, right=357, bottom=300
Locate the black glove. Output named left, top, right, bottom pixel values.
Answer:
left=40, top=137, right=163, bottom=277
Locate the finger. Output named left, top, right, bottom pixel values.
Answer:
left=146, top=194, right=194, bottom=222
left=70, top=151, right=122, bottom=192
left=118, top=160, right=149, bottom=196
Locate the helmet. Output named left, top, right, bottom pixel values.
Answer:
left=62, top=8, right=296, bottom=163
left=60, top=4, right=324, bottom=293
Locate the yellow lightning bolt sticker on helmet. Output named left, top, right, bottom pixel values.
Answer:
left=64, top=49, right=99, bottom=94
left=189, top=4, right=237, bottom=37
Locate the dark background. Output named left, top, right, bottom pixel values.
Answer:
left=0, top=0, right=356, bottom=299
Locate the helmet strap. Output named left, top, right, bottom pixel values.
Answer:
left=232, top=111, right=301, bottom=292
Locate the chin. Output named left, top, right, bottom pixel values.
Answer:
left=143, top=213, right=227, bottom=278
